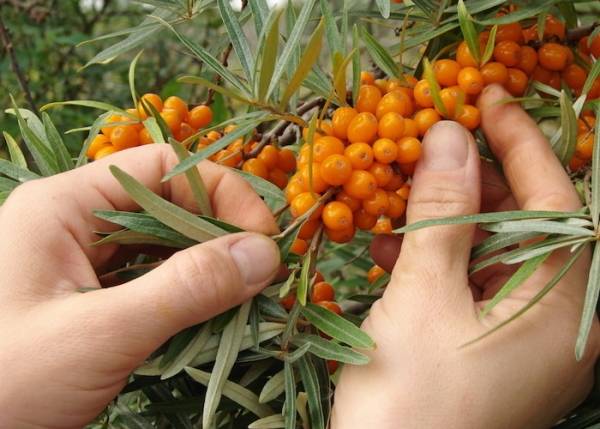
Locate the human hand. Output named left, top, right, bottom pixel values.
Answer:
left=332, top=84, right=600, bottom=429
left=0, top=144, right=281, bottom=428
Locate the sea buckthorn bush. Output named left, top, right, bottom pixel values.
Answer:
left=2, top=0, right=600, bottom=427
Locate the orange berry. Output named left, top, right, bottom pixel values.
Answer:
left=397, top=183, right=411, bottom=200
left=223, top=124, right=237, bottom=134
left=517, top=46, right=538, bottom=75
left=522, top=25, right=539, bottom=44
left=386, top=192, right=407, bottom=218
left=397, top=136, right=422, bottom=164
left=317, top=301, right=343, bottom=315
left=355, top=208, right=378, bottom=230
left=336, top=191, right=361, bottom=212
left=343, top=170, right=377, bottom=200
left=436, top=86, right=465, bottom=118
left=344, top=142, right=374, bottom=170
left=569, top=155, right=587, bottom=171
left=413, top=79, right=434, bottom=108
left=258, top=145, right=280, bottom=169
left=457, top=67, right=484, bottom=95
left=298, top=219, right=321, bottom=240
left=361, top=71, right=375, bottom=85
left=400, top=162, right=415, bottom=176
left=332, top=107, right=358, bottom=140
left=138, top=93, right=163, bottom=119
left=160, top=108, right=182, bottom=133
left=242, top=158, right=269, bottom=179
left=87, top=134, right=111, bottom=158
left=111, top=125, right=140, bottom=150
left=480, top=62, right=509, bottom=86
left=371, top=216, right=393, bottom=234
left=325, top=225, right=355, bottom=243
left=320, top=154, right=352, bottom=186
left=433, top=59, right=461, bottom=87
left=383, top=173, right=404, bottom=191
left=373, top=138, right=399, bottom=164
left=402, top=118, right=419, bottom=138
left=591, top=35, right=600, bottom=58
left=375, top=90, right=414, bottom=119
left=414, top=108, right=441, bottom=136
left=532, top=65, right=553, bottom=85
left=300, top=163, right=329, bottom=193
left=311, top=281, right=335, bottom=303
left=175, top=122, right=195, bottom=142
left=313, top=136, right=345, bottom=162
left=278, top=148, right=297, bottom=173
left=456, top=41, right=479, bottom=68
left=214, top=149, right=239, bottom=168
left=290, top=192, right=323, bottom=220
left=280, top=293, right=296, bottom=311
left=322, top=201, right=354, bottom=230
left=269, top=168, right=289, bottom=189
left=493, top=40, right=521, bottom=67
left=206, top=130, right=222, bottom=141
left=94, top=145, right=117, bottom=160
left=163, top=96, right=189, bottom=122
left=100, top=114, right=121, bottom=139
left=562, top=64, right=587, bottom=92
left=356, top=84, right=382, bottom=113
left=538, top=43, right=569, bottom=71
left=378, top=112, right=405, bottom=140
left=291, top=238, right=308, bottom=255
left=347, top=112, right=379, bottom=143
left=369, top=162, right=394, bottom=187
left=374, top=78, right=390, bottom=94
left=505, top=68, right=528, bottom=96
left=367, top=265, right=385, bottom=284
left=496, top=22, right=524, bottom=44
left=456, top=105, right=481, bottom=131
left=362, top=189, right=390, bottom=216
left=544, top=15, right=566, bottom=40
left=576, top=133, right=595, bottom=160
left=188, top=105, right=213, bottom=129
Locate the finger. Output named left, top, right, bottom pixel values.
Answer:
left=67, top=232, right=280, bottom=359
left=370, top=235, right=402, bottom=273
left=480, top=160, right=516, bottom=212
left=478, top=84, right=580, bottom=212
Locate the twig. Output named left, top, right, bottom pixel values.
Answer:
left=0, top=12, right=38, bottom=115
left=566, top=22, right=599, bottom=43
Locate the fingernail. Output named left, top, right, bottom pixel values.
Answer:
left=422, top=121, right=469, bottom=171
left=230, top=234, right=281, bottom=285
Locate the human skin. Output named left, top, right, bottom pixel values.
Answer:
left=331, top=84, right=600, bottom=428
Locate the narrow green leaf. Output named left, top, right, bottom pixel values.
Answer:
left=249, top=0, right=269, bottom=37
left=128, top=50, right=144, bottom=109
left=297, top=252, right=312, bottom=306
left=285, top=342, right=312, bottom=363
left=555, top=91, right=578, bottom=166
left=351, top=25, right=361, bottom=105
left=501, top=237, right=591, bottom=264
left=582, top=60, right=600, bottom=97
left=3, top=132, right=27, bottom=169
left=0, top=177, right=18, bottom=192
left=591, top=104, right=600, bottom=228
left=249, top=414, right=285, bottom=429
left=302, top=303, right=374, bottom=349
left=178, top=75, right=251, bottom=104
left=232, top=169, right=286, bottom=205
left=481, top=25, right=497, bottom=65
left=161, top=322, right=213, bottom=379
left=257, top=10, right=282, bottom=102
left=375, top=0, right=391, bottom=18
left=422, top=58, right=447, bottom=117
left=457, top=0, right=480, bottom=65
left=291, top=334, right=370, bottom=365
left=41, top=100, right=133, bottom=117
left=115, top=405, right=155, bottom=429
left=481, top=219, right=594, bottom=237
left=218, top=0, right=255, bottom=81
left=471, top=231, right=540, bottom=260
left=320, top=0, right=342, bottom=55
left=576, top=244, right=600, bottom=361
left=259, top=369, right=285, bottom=403
left=110, top=166, right=226, bottom=242
left=297, top=356, right=325, bottom=429
left=240, top=360, right=273, bottom=387
left=0, top=159, right=39, bottom=182
left=359, top=26, right=399, bottom=78
left=93, top=229, right=186, bottom=248
left=42, top=113, right=73, bottom=172
left=284, top=361, right=296, bottom=429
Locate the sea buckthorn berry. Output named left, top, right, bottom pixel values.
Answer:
left=383, top=173, right=404, bottom=191
left=322, top=201, right=354, bottom=231
left=345, top=142, right=374, bottom=170
left=327, top=360, right=339, bottom=374
left=94, top=145, right=117, bottom=160
left=363, top=189, right=390, bottom=216
left=591, top=35, right=600, bottom=59
left=278, top=148, right=297, bottom=173
left=562, top=64, right=587, bottom=92
left=296, top=145, right=312, bottom=167
left=332, top=107, right=358, bottom=140
left=138, top=93, right=163, bottom=118
left=325, top=225, right=355, bottom=243
left=414, top=108, right=441, bottom=136
left=387, top=80, right=414, bottom=100
left=386, top=192, right=407, bottom=218
left=373, top=138, right=399, bottom=164
left=321, top=154, right=353, bottom=186
left=367, top=265, right=385, bottom=284
left=291, top=192, right=323, bottom=220
left=522, top=25, right=538, bottom=44
left=361, top=71, right=375, bottom=85
left=397, top=183, right=411, bottom=200
left=538, top=43, right=569, bottom=71
left=456, top=105, right=481, bottom=131
left=493, top=40, right=521, bottom=67
left=496, top=22, right=523, bottom=43
left=397, top=136, right=422, bottom=164
left=457, top=67, right=484, bottom=95
left=481, top=62, right=509, bottom=86
left=400, top=162, right=415, bottom=176
left=269, top=168, right=288, bottom=189
left=298, top=219, right=321, bottom=240
left=347, top=112, right=379, bottom=144
left=280, top=293, right=296, bottom=311
left=376, top=90, right=414, bottom=119
left=317, top=301, right=342, bottom=315
left=163, top=96, right=189, bottom=122
left=87, top=134, right=111, bottom=158
left=160, top=108, right=182, bottom=133
left=101, top=114, right=121, bottom=139
left=569, top=155, right=587, bottom=171
left=403, top=118, right=419, bottom=138
left=356, top=85, right=382, bottom=114
left=413, top=80, right=434, bottom=108
left=336, top=190, right=361, bottom=212
left=223, top=124, right=237, bottom=134
left=437, top=86, right=465, bottom=118
left=369, top=162, right=394, bottom=187
left=175, top=122, right=195, bottom=142
left=314, top=271, right=325, bottom=283
left=111, top=125, right=140, bottom=150
left=291, top=238, right=308, bottom=255
left=532, top=65, right=553, bottom=85
left=355, top=208, right=378, bottom=230
left=311, top=281, right=335, bottom=303
left=206, top=130, right=222, bottom=141
left=579, top=36, right=590, bottom=55
left=505, top=68, right=529, bottom=96
left=378, top=112, right=405, bottom=140
left=258, top=145, right=280, bottom=169
left=456, top=41, right=478, bottom=68
left=123, top=109, right=143, bottom=131
left=371, top=216, right=393, bottom=234
left=313, top=136, right=345, bottom=162
left=576, top=133, right=595, bottom=160
left=544, top=15, right=566, bottom=40
left=578, top=119, right=591, bottom=135
left=343, top=170, right=377, bottom=200
left=517, top=46, right=538, bottom=75
left=214, top=149, right=239, bottom=168
left=374, top=78, right=390, bottom=94
left=433, top=59, right=461, bottom=87
left=188, top=105, right=213, bottom=129
left=242, top=158, right=269, bottom=179
left=298, top=163, right=328, bottom=194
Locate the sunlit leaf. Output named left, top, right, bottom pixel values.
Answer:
left=359, top=26, right=399, bottom=78
left=218, top=0, right=255, bottom=82
left=576, top=244, right=600, bottom=361
left=2, top=132, right=27, bottom=169
left=457, top=0, right=480, bottom=65
left=297, top=356, right=325, bottom=429
left=259, top=369, right=285, bottom=403
left=291, top=334, right=370, bottom=364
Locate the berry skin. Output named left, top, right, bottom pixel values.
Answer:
left=355, top=208, right=378, bottom=230
left=367, top=265, right=385, bottom=284
left=336, top=191, right=362, bottom=212
left=538, top=43, right=569, bottom=71
left=344, top=142, right=374, bottom=170
left=569, top=155, right=587, bottom=171
left=386, top=192, right=407, bottom=218
left=313, top=136, right=345, bottom=162
left=456, top=105, right=481, bottom=131
left=290, top=192, right=322, bottom=220
left=371, top=216, right=393, bottom=235
left=94, top=145, right=117, bottom=160
left=576, top=133, right=595, bottom=160
left=433, top=59, right=461, bottom=87
left=111, top=125, right=140, bottom=150
left=175, top=122, right=195, bottom=142
left=378, top=112, right=405, bottom=140
left=242, top=158, right=269, bottom=179
left=280, top=293, right=296, bottom=311
left=214, top=149, right=239, bottom=168
left=322, top=201, right=354, bottom=230
left=532, top=65, right=553, bottom=86
left=362, top=189, right=390, bottom=216
left=457, top=67, right=484, bottom=95
left=269, top=168, right=288, bottom=189
left=496, top=22, right=524, bottom=43
left=258, top=145, right=279, bottom=169
left=285, top=175, right=305, bottom=203
left=562, top=64, right=587, bottom=92
left=163, top=96, right=189, bottom=122
left=369, top=162, right=394, bottom=187
left=376, top=90, right=414, bottom=118
left=138, top=93, right=163, bottom=118
left=311, top=281, right=335, bottom=303
left=314, top=271, right=325, bottom=283
left=101, top=114, right=121, bottom=139
left=332, top=107, right=358, bottom=140
left=356, top=84, right=383, bottom=114
left=291, top=238, right=308, bottom=255
left=505, top=68, right=529, bottom=96
left=160, top=108, right=182, bottom=133
left=188, top=105, right=213, bottom=129
left=373, top=138, right=399, bottom=164
left=437, top=86, right=465, bottom=118
left=299, top=163, right=329, bottom=194
left=493, top=40, right=521, bottom=68
left=320, top=154, right=353, bottom=186
left=480, top=62, right=509, bottom=86
left=456, top=41, right=479, bottom=68
left=413, top=80, right=434, bottom=108
left=591, top=35, right=600, bottom=58
left=343, top=170, right=378, bottom=200
left=361, top=71, right=375, bottom=85
left=402, top=118, right=419, bottom=138
left=87, top=134, right=111, bottom=158
left=383, top=173, right=404, bottom=191
left=397, top=183, right=411, bottom=200
left=400, top=162, right=415, bottom=176
left=544, top=15, right=566, bottom=40
left=517, top=46, right=538, bottom=75
left=298, top=219, right=321, bottom=240
left=325, top=225, right=355, bottom=243
left=278, top=149, right=297, bottom=173
left=414, top=108, right=441, bottom=136
left=397, top=137, right=422, bottom=164
left=347, top=112, right=379, bottom=144
left=317, top=301, right=343, bottom=315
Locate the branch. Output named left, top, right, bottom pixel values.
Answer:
left=566, top=22, right=599, bottom=43
left=0, top=12, right=38, bottom=115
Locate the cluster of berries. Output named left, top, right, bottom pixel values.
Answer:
left=86, top=93, right=213, bottom=160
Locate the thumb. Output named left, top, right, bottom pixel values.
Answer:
left=76, top=232, right=280, bottom=357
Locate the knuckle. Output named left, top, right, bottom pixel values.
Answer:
left=524, top=190, right=578, bottom=212
left=409, top=184, right=473, bottom=219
